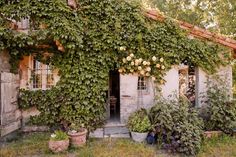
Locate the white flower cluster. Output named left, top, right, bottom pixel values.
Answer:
left=51, top=134, right=56, bottom=138
left=119, top=53, right=166, bottom=81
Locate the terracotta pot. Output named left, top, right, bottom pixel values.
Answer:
left=204, top=131, right=222, bottom=138
left=68, top=128, right=87, bottom=147
left=131, top=132, right=148, bottom=142
left=48, top=139, right=69, bottom=153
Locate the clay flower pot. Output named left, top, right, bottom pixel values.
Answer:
left=68, top=128, right=87, bottom=147
left=48, top=139, right=69, bottom=153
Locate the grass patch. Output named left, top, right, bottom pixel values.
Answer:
left=198, top=135, right=236, bottom=157
left=1, top=133, right=236, bottom=157
left=0, top=133, right=156, bottom=157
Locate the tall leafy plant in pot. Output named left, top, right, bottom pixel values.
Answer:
left=127, top=108, right=152, bottom=142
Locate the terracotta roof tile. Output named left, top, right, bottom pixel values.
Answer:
left=145, top=10, right=236, bottom=50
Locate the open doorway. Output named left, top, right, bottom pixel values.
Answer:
left=179, top=64, right=196, bottom=106
left=108, top=70, right=120, bottom=121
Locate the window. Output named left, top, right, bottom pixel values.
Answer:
left=137, top=76, right=148, bottom=91
left=30, top=57, right=54, bottom=90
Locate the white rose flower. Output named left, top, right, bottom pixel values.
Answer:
left=146, top=67, right=151, bottom=72
left=131, top=61, right=134, bottom=66
left=119, top=46, right=126, bottom=51
left=151, top=76, right=156, bottom=81
left=118, top=69, right=123, bottom=73
left=138, top=58, right=143, bottom=62
left=122, top=58, right=127, bottom=63
left=146, top=61, right=151, bottom=66
left=156, top=64, right=160, bottom=68
left=146, top=73, right=150, bottom=76
left=160, top=58, right=164, bottom=62
left=160, top=80, right=164, bottom=84
left=138, top=66, right=142, bottom=70
left=140, top=70, right=145, bottom=75
left=130, top=53, right=134, bottom=57
left=130, top=69, right=134, bottom=73
left=135, top=59, right=139, bottom=66
left=152, top=56, right=157, bottom=61
left=143, top=61, right=147, bottom=65
left=127, top=56, right=132, bottom=61
left=161, top=65, right=165, bottom=69
left=51, top=134, right=56, bottom=138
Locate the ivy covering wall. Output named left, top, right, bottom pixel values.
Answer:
left=0, top=0, right=230, bottom=131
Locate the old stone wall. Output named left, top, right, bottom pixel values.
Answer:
left=0, top=51, right=21, bottom=137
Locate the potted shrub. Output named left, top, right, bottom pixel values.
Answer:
left=68, top=123, right=87, bottom=147
left=48, top=130, right=69, bottom=153
left=127, top=108, right=151, bottom=142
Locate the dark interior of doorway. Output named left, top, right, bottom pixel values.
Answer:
left=109, top=70, right=120, bottom=121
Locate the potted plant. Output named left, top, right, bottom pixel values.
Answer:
left=127, top=108, right=151, bottom=142
left=68, top=123, right=87, bottom=147
left=48, top=130, right=69, bottom=153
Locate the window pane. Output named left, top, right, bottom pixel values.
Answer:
left=31, top=57, right=54, bottom=90
left=138, top=77, right=148, bottom=91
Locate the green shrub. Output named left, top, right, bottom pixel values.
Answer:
left=149, top=97, right=203, bottom=155
left=127, top=108, right=152, bottom=133
left=202, top=78, right=236, bottom=134
left=50, top=130, right=68, bottom=141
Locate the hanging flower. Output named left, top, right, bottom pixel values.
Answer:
left=140, top=70, right=145, bottom=75
left=131, top=61, right=135, bottom=66
left=146, top=67, right=151, bottom=72
left=152, top=56, right=157, bottom=61
left=119, top=46, right=126, bottom=51
left=130, top=69, right=134, bottom=73
left=127, top=56, right=132, bottom=61
left=130, top=53, right=134, bottom=57
left=143, top=61, right=147, bottom=65
left=156, top=64, right=160, bottom=68
left=146, top=73, right=150, bottom=76
left=161, top=65, right=165, bottom=69
left=160, top=58, right=164, bottom=62
left=118, top=69, right=123, bottom=73
left=146, top=61, right=151, bottom=66
left=151, top=76, right=156, bottom=81
left=122, top=58, right=127, bottom=63
left=135, top=59, right=140, bottom=66
left=138, top=58, right=143, bottom=63
left=138, top=66, right=142, bottom=70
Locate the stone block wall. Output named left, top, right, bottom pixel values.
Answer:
left=0, top=51, right=21, bottom=137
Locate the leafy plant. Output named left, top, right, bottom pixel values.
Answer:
left=201, top=76, right=236, bottom=134
left=127, top=108, right=152, bottom=133
left=50, top=130, right=68, bottom=141
left=149, top=96, right=203, bottom=155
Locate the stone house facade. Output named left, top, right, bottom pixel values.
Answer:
left=1, top=11, right=236, bottom=137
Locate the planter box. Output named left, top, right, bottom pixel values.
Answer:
left=204, top=131, right=222, bottom=138
left=131, top=132, right=148, bottom=142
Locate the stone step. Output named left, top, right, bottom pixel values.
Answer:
left=104, top=133, right=130, bottom=138
left=89, top=125, right=130, bottom=138
left=104, top=126, right=129, bottom=135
